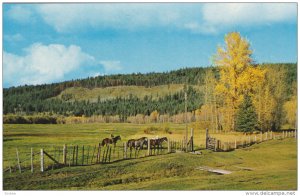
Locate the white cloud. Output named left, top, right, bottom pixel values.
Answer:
left=202, top=3, right=296, bottom=31
left=7, top=5, right=33, bottom=23
left=184, top=22, right=217, bottom=34
left=35, top=4, right=201, bottom=33
left=6, top=3, right=297, bottom=35
left=3, top=43, right=96, bottom=86
left=100, top=60, right=122, bottom=73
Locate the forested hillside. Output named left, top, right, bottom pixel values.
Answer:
left=3, top=63, right=297, bottom=128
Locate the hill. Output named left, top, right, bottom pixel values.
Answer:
left=3, top=63, right=297, bottom=122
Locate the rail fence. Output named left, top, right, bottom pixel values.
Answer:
left=3, top=138, right=193, bottom=174
left=4, top=129, right=296, bottom=173
left=206, top=130, right=297, bottom=152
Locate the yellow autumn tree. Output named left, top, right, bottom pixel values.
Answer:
left=150, top=110, right=159, bottom=123
left=214, top=32, right=265, bottom=131
left=284, top=95, right=297, bottom=129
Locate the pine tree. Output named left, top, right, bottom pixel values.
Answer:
left=236, top=94, right=258, bottom=133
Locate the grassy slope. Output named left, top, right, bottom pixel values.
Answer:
left=53, top=84, right=203, bottom=102
left=3, top=138, right=297, bottom=190
left=3, top=124, right=297, bottom=190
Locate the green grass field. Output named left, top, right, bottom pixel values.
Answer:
left=3, top=123, right=297, bottom=190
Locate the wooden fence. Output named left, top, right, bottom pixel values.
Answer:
left=4, top=138, right=191, bottom=173
left=206, top=130, right=297, bottom=152
left=4, top=130, right=296, bottom=173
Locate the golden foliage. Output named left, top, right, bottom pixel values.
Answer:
left=284, top=96, right=297, bottom=128
left=214, top=32, right=265, bottom=131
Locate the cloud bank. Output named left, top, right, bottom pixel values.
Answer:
left=4, top=43, right=96, bottom=86
left=32, top=3, right=297, bottom=34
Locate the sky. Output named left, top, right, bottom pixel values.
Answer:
left=3, top=3, right=298, bottom=87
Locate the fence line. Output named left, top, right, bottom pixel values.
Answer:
left=4, top=130, right=296, bottom=173
left=207, top=130, right=296, bottom=152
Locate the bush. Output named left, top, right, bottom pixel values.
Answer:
left=3, top=114, right=58, bottom=124
left=143, top=126, right=159, bottom=134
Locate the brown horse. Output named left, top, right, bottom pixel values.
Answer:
left=127, top=139, right=136, bottom=149
left=150, top=137, right=168, bottom=148
left=101, top=135, right=121, bottom=147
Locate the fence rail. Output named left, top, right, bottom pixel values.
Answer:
left=4, top=130, right=296, bottom=174
left=4, top=138, right=190, bottom=173
left=206, top=130, right=297, bottom=152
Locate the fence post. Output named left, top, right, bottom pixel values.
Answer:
left=265, top=132, right=268, bottom=141
left=108, top=146, right=112, bottom=163
left=72, top=146, right=75, bottom=166
left=295, top=130, right=297, bottom=139
left=91, top=145, right=96, bottom=164
left=40, top=149, right=44, bottom=172
left=68, top=146, right=72, bottom=167
left=270, top=131, right=273, bottom=140
left=147, top=138, right=151, bottom=156
left=190, top=128, right=194, bottom=152
left=254, top=135, right=257, bottom=143
left=16, top=148, right=21, bottom=173
left=76, top=145, right=78, bottom=166
left=124, top=143, right=127, bottom=159
left=87, top=146, right=90, bottom=165
left=205, top=128, right=209, bottom=149
left=63, top=144, right=67, bottom=165
left=82, top=145, right=85, bottom=165
left=96, top=143, right=101, bottom=163
left=31, top=147, right=34, bottom=173
left=104, top=146, right=110, bottom=163
left=102, top=146, right=106, bottom=162
left=168, top=139, right=170, bottom=153
left=234, top=139, right=237, bottom=149
left=248, top=136, right=251, bottom=145
left=260, top=132, right=263, bottom=142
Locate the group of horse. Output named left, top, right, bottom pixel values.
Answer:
left=101, top=134, right=168, bottom=150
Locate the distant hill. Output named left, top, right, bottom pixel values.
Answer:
left=3, top=63, right=297, bottom=119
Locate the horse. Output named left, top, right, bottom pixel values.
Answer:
left=134, top=137, right=148, bottom=150
left=127, top=139, right=136, bottom=149
left=150, top=137, right=168, bottom=149
left=101, top=135, right=121, bottom=147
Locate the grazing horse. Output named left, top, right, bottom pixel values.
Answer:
left=127, top=139, right=136, bottom=149
left=101, top=135, right=121, bottom=147
left=134, top=137, right=148, bottom=150
left=150, top=137, right=168, bottom=149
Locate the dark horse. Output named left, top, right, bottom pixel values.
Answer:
left=127, top=137, right=148, bottom=150
left=127, top=139, right=136, bottom=149
left=150, top=137, right=168, bottom=149
left=101, top=135, right=121, bottom=147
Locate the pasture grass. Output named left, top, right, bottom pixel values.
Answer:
left=3, top=139, right=297, bottom=190
left=3, top=123, right=297, bottom=190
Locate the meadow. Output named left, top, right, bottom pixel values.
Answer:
left=2, top=123, right=297, bottom=190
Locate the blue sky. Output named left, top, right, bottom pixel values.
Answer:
left=3, top=3, right=297, bottom=87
